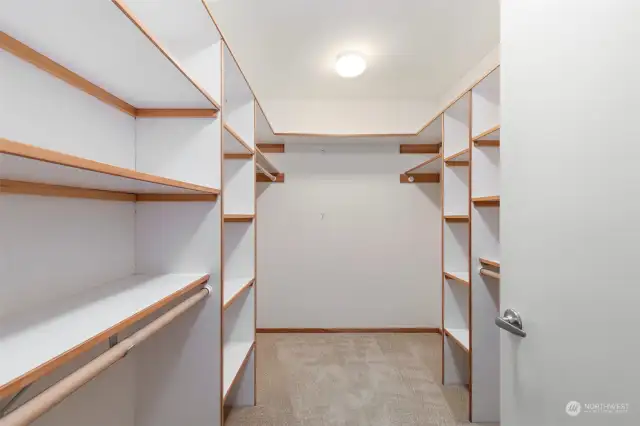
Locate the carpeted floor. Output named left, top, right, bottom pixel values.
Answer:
left=225, top=333, right=498, bottom=426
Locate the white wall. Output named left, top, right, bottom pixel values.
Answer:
left=434, top=45, right=499, bottom=115
left=259, top=99, right=435, bottom=135
left=257, top=143, right=441, bottom=328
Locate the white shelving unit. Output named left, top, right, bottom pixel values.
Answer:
left=0, top=0, right=219, bottom=111
left=440, top=65, right=500, bottom=423
left=0, top=2, right=224, bottom=425
left=470, top=67, right=501, bottom=423
left=221, top=42, right=257, bottom=410
left=442, top=91, right=471, bottom=395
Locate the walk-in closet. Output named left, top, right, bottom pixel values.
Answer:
left=2, top=1, right=640, bottom=426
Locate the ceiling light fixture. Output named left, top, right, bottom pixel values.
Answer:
left=335, top=52, right=366, bottom=78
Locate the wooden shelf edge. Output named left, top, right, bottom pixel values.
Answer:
left=444, top=272, right=470, bottom=285
left=399, top=144, right=441, bottom=154
left=256, top=143, right=285, bottom=153
left=400, top=173, right=440, bottom=183
left=256, top=172, right=285, bottom=183
left=111, top=0, right=221, bottom=111
left=222, top=341, right=256, bottom=403
left=223, top=279, right=255, bottom=310
left=0, top=139, right=220, bottom=195
left=479, top=258, right=500, bottom=268
left=444, top=328, right=470, bottom=353
left=472, top=124, right=500, bottom=141
left=0, top=32, right=221, bottom=117
left=474, top=139, right=500, bottom=147
left=0, top=274, right=210, bottom=399
left=224, top=214, right=255, bottom=223
left=472, top=196, right=500, bottom=207
left=136, top=109, right=218, bottom=118
left=0, top=181, right=219, bottom=202
left=224, top=153, right=254, bottom=160
left=224, top=123, right=254, bottom=154
left=444, top=148, right=470, bottom=163
left=444, top=215, right=469, bottom=223
left=0, top=31, right=136, bottom=117
left=405, top=154, right=442, bottom=174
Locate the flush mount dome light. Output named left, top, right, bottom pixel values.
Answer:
left=335, top=52, right=366, bottom=78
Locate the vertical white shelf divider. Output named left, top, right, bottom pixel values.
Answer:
left=0, top=2, right=223, bottom=425
left=221, top=42, right=257, bottom=410
left=470, top=66, right=501, bottom=423
left=442, top=93, right=472, bottom=393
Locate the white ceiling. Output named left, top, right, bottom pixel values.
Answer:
left=207, top=0, right=499, bottom=101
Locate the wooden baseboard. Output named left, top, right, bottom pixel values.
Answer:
left=257, top=327, right=442, bottom=334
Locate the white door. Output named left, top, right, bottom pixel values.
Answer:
left=500, top=1, right=640, bottom=425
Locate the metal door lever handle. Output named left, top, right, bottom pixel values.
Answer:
left=495, top=308, right=526, bottom=337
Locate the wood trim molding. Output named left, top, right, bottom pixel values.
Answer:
left=0, top=275, right=210, bottom=399
left=136, top=194, right=218, bottom=202
left=472, top=196, right=500, bottom=207
left=224, top=153, right=254, bottom=160
left=136, top=109, right=218, bottom=118
left=256, top=143, right=285, bottom=153
left=222, top=342, right=255, bottom=403
left=399, top=144, right=441, bottom=154
left=472, top=125, right=500, bottom=141
left=445, top=161, right=469, bottom=167
left=111, top=0, right=221, bottom=110
left=400, top=173, right=440, bottom=183
left=257, top=327, right=442, bottom=334
left=474, top=140, right=500, bottom=147
left=0, top=179, right=135, bottom=201
left=224, top=123, right=254, bottom=154
left=444, top=272, right=470, bottom=285
left=444, top=215, right=469, bottom=223
left=223, top=279, right=255, bottom=310
left=223, top=214, right=255, bottom=222
left=444, top=148, right=469, bottom=163
left=256, top=173, right=285, bottom=183
left=405, top=154, right=442, bottom=174
left=0, top=31, right=137, bottom=117
left=0, top=139, right=220, bottom=195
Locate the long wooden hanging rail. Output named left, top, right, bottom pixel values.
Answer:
left=255, top=163, right=276, bottom=182
left=0, top=286, right=212, bottom=426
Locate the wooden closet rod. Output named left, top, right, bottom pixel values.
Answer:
left=0, top=286, right=212, bottom=426
left=256, top=163, right=276, bottom=182
left=479, top=268, right=501, bottom=280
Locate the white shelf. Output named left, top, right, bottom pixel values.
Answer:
left=223, top=340, right=254, bottom=399
left=405, top=154, right=442, bottom=174
left=0, top=0, right=216, bottom=109
left=445, top=328, right=470, bottom=352
left=444, top=148, right=470, bottom=163
left=224, top=277, right=255, bottom=309
left=445, top=271, right=470, bottom=285
left=0, top=139, right=219, bottom=195
left=224, top=123, right=254, bottom=154
left=0, top=273, right=209, bottom=396
left=473, top=126, right=500, bottom=143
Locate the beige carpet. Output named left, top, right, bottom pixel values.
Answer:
left=226, top=333, right=497, bottom=426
